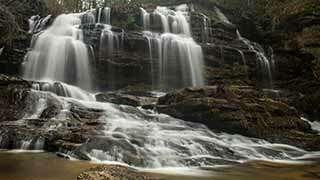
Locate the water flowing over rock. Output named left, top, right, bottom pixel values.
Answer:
left=99, top=24, right=124, bottom=58
left=0, top=75, right=320, bottom=168
left=32, top=81, right=95, bottom=101
left=141, top=5, right=205, bottom=90
left=190, top=6, right=275, bottom=88
left=236, top=30, right=273, bottom=86
left=24, top=13, right=93, bottom=90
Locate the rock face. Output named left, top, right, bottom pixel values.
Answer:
left=156, top=86, right=320, bottom=151
left=77, top=165, right=159, bottom=180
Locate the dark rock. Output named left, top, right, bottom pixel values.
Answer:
left=96, top=91, right=157, bottom=107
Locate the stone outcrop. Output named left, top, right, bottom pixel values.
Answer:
left=77, top=165, right=159, bottom=180
left=96, top=91, right=157, bottom=107
left=156, top=86, right=320, bottom=151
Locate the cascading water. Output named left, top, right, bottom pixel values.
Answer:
left=237, top=30, right=273, bottom=86
left=200, top=13, right=212, bottom=43
left=0, top=47, right=3, bottom=57
left=141, top=5, right=205, bottom=89
left=99, top=25, right=124, bottom=58
left=97, top=7, right=111, bottom=24
left=24, top=13, right=92, bottom=91
left=16, top=90, right=320, bottom=168
left=32, top=81, right=95, bottom=101
left=24, top=7, right=113, bottom=98
left=80, top=7, right=111, bottom=25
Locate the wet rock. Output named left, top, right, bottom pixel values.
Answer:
left=77, top=137, right=145, bottom=166
left=156, top=86, right=320, bottom=150
left=77, top=165, right=159, bottom=180
left=96, top=91, right=157, bottom=107
left=0, top=75, right=32, bottom=122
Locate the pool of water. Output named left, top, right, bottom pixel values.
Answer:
left=0, top=151, right=319, bottom=180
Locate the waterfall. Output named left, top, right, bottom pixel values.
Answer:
left=99, top=25, right=124, bottom=58
left=141, top=5, right=205, bottom=90
left=80, top=7, right=111, bottom=25
left=201, top=13, right=211, bottom=43
left=97, top=7, right=111, bottom=24
left=24, top=13, right=93, bottom=91
left=0, top=47, right=3, bottom=57
left=237, top=30, right=272, bottom=86
left=32, top=81, right=95, bottom=101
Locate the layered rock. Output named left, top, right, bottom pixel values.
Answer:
left=96, top=91, right=157, bottom=107
left=156, top=86, right=320, bottom=150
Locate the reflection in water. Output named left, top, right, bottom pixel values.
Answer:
left=0, top=151, right=319, bottom=180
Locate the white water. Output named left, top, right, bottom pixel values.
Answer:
left=100, top=24, right=124, bottom=58
left=200, top=13, right=211, bottom=43
left=0, top=47, right=3, bottom=57
left=25, top=91, right=319, bottom=168
left=32, top=80, right=95, bottom=101
left=24, top=13, right=92, bottom=90
left=237, top=30, right=272, bottom=86
left=0, top=82, right=318, bottom=171
left=301, top=117, right=320, bottom=135
left=97, top=7, right=111, bottom=24
left=80, top=7, right=111, bottom=25
left=141, top=5, right=205, bottom=89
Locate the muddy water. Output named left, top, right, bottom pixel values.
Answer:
left=0, top=151, right=319, bottom=180
left=0, top=151, right=96, bottom=180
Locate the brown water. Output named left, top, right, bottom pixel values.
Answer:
left=0, top=151, right=319, bottom=180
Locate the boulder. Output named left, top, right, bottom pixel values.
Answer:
left=77, top=165, right=159, bottom=180
left=96, top=91, right=157, bottom=107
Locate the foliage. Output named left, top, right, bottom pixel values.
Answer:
left=0, top=5, right=20, bottom=46
left=44, top=0, right=130, bottom=15
left=0, top=0, right=47, bottom=46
